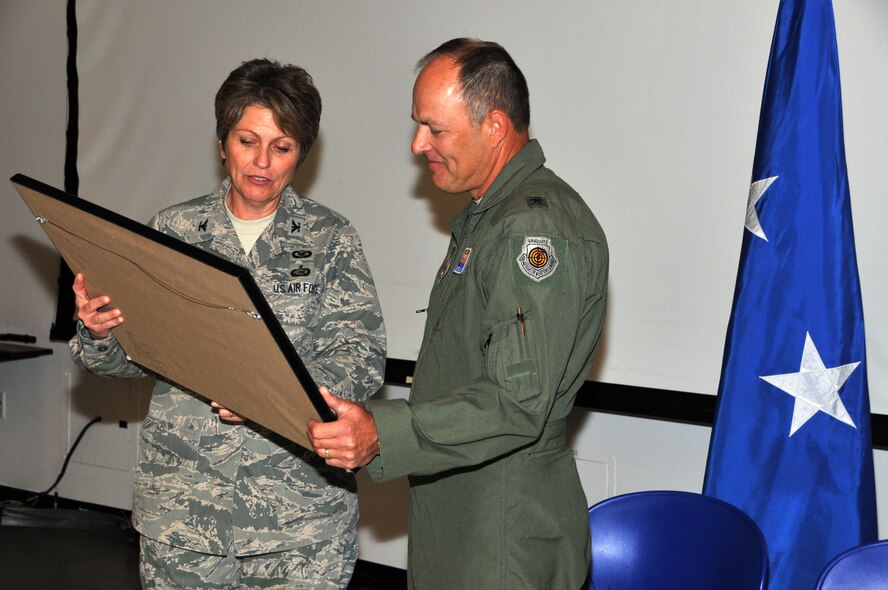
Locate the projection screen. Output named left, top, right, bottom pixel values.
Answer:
left=72, top=0, right=888, bottom=414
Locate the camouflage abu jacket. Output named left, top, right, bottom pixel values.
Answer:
left=70, top=178, right=386, bottom=556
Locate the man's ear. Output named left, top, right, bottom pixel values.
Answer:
left=485, top=109, right=510, bottom=147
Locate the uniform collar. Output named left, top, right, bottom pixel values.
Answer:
left=448, top=139, right=546, bottom=235
left=474, top=139, right=545, bottom=214
left=203, top=178, right=309, bottom=265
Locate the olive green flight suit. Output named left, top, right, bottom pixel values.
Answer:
left=367, top=140, right=608, bottom=589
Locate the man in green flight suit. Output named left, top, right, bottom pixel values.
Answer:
left=309, top=38, right=608, bottom=589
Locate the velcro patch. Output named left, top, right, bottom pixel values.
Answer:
left=516, top=236, right=559, bottom=282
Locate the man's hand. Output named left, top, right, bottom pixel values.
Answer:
left=308, top=387, right=380, bottom=470
left=73, top=273, right=124, bottom=339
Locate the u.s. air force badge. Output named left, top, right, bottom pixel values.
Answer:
left=517, top=236, right=559, bottom=282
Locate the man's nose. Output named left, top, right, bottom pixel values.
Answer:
left=411, top=126, right=429, bottom=155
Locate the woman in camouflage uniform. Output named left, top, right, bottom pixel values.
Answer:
left=70, top=58, right=386, bottom=589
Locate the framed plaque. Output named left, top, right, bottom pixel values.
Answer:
left=11, top=173, right=334, bottom=448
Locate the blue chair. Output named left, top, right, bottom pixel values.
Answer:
left=584, top=490, right=768, bottom=590
left=815, top=539, right=888, bottom=589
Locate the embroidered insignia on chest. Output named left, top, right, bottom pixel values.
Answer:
left=197, top=218, right=209, bottom=232
left=439, top=243, right=458, bottom=280
left=517, top=236, right=559, bottom=282
left=526, top=196, right=548, bottom=209
left=289, top=218, right=302, bottom=234
left=452, top=247, right=473, bottom=275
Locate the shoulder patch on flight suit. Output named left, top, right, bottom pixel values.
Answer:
left=513, top=236, right=566, bottom=284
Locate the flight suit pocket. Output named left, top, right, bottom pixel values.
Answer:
left=482, top=309, right=539, bottom=391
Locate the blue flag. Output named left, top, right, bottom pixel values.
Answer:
left=703, top=1, right=878, bottom=588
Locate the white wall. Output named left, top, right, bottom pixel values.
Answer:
left=1, top=1, right=886, bottom=573
left=0, top=1, right=75, bottom=495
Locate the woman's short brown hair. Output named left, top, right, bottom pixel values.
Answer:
left=215, top=58, right=321, bottom=167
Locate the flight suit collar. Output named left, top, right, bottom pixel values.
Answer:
left=474, top=139, right=546, bottom=214
left=448, top=139, right=546, bottom=239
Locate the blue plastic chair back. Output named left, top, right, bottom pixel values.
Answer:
left=584, top=490, right=768, bottom=590
left=815, top=539, right=888, bottom=590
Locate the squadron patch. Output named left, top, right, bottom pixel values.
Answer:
left=452, top=247, right=472, bottom=275
left=516, top=236, right=559, bottom=282
left=439, top=242, right=458, bottom=280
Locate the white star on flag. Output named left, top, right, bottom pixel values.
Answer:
left=760, top=332, right=859, bottom=436
left=746, top=176, right=779, bottom=241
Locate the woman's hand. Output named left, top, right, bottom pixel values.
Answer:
left=73, top=273, right=124, bottom=339
left=210, top=401, right=247, bottom=424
